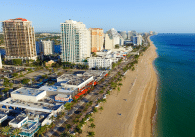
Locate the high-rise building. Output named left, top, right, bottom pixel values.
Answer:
left=149, top=31, right=153, bottom=35
left=133, top=35, right=142, bottom=46
left=0, top=53, right=2, bottom=69
left=106, top=28, right=121, bottom=47
left=89, top=28, right=104, bottom=52
left=2, top=18, right=37, bottom=60
left=127, top=31, right=131, bottom=40
left=60, top=20, right=91, bottom=63
left=39, top=40, right=54, bottom=55
left=104, top=34, right=114, bottom=50
left=118, top=31, right=127, bottom=40
left=128, top=30, right=137, bottom=41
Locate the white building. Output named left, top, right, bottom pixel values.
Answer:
left=60, top=20, right=91, bottom=63
left=39, top=40, right=54, bottom=55
left=0, top=113, right=7, bottom=123
left=87, top=57, right=115, bottom=70
left=9, top=114, right=28, bottom=128
left=118, top=31, right=127, bottom=40
left=107, top=28, right=120, bottom=45
left=133, top=35, right=142, bottom=46
left=104, top=34, right=114, bottom=50
left=11, top=87, right=46, bottom=102
left=128, top=30, right=137, bottom=40
left=57, top=74, right=93, bottom=90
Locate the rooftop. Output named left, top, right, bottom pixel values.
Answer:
left=0, top=113, right=7, bottom=119
left=57, top=74, right=93, bottom=86
left=12, top=87, right=45, bottom=97
left=4, top=18, right=28, bottom=22
left=39, top=85, right=76, bottom=94
left=0, top=98, right=64, bottom=113
left=10, top=114, right=27, bottom=124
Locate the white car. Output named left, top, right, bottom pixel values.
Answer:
left=95, top=104, right=99, bottom=108
left=103, top=95, right=107, bottom=99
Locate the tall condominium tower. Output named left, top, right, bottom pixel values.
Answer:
left=118, top=31, right=127, bottom=40
left=60, top=20, right=91, bottom=63
left=133, top=35, right=142, bottom=46
left=128, top=30, right=137, bottom=41
left=38, top=40, right=54, bottom=55
left=2, top=18, right=37, bottom=60
left=88, top=28, right=104, bottom=52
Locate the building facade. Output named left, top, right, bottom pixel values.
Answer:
left=133, top=35, right=142, bottom=46
left=118, top=31, right=127, bottom=40
left=87, top=57, right=114, bottom=70
left=2, top=18, right=37, bottom=60
left=128, top=30, right=137, bottom=41
left=39, top=40, right=54, bottom=55
left=89, top=28, right=104, bottom=52
left=104, top=34, right=114, bottom=50
left=60, top=20, right=91, bottom=63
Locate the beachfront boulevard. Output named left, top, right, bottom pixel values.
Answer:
left=43, top=52, right=142, bottom=136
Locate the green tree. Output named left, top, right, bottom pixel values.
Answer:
left=13, top=59, right=22, bottom=65
left=99, top=106, right=103, bottom=111
left=75, top=125, right=82, bottom=134
left=89, top=123, right=96, bottom=128
left=60, top=131, right=74, bottom=137
left=99, top=90, right=104, bottom=94
left=64, top=102, right=73, bottom=110
left=115, top=44, right=119, bottom=49
left=93, top=108, right=98, bottom=113
left=2, top=88, right=9, bottom=93
left=66, top=124, right=71, bottom=130
left=12, top=128, right=20, bottom=136
left=21, top=78, right=30, bottom=84
left=106, top=90, right=111, bottom=95
left=87, top=131, right=95, bottom=137
left=1, top=126, right=11, bottom=136
left=89, top=118, right=94, bottom=123
left=12, top=73, right=18, bottom=77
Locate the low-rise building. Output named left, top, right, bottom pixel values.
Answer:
left=45, top=60, right=55, bottom=67
left=11, top=87, right=46, bottom=102
left=55, top=94, right=72, bottom=102
left=87, top=57, right=116, bottom=70
left=9, top=114, right=28, bottom=128
left=0, top=113, right=8, bottom=123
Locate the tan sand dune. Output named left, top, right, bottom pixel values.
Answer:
left=81, top=36, right=158, bottom=137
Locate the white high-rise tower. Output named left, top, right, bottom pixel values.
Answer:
left=60, top=20, right=91, bottom=63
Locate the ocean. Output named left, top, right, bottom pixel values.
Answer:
left=151, top=34, right=195, bottom=137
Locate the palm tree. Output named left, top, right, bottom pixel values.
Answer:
left=89, top=123, right=96, bottom=128
left=89, top=118, right=94, bottom=123
left=12, top=128, right=21, bottom=136
left=50, top=115, right=55, bottom=122
left=60, top=131, right=73, bottom=137
left=1, top=126, right=11, bottom=136
left=99, top=106, right=103, bottom=111
left=87, top=131, right=95, bottom=137
left=66, top=124, right=71, bottom=130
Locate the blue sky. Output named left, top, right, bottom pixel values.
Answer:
left=0, top=0, right=195, bottom=33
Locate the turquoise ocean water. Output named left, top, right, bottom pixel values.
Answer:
left=151, top=34, right=195, bottom=137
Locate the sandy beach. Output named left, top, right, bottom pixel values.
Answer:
left=81, top=36, right=158, bottom=137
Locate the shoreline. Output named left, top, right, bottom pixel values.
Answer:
left=81, top=36, right=158, bottom=137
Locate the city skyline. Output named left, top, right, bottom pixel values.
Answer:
left=1, top=0, right=195, bottom=33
